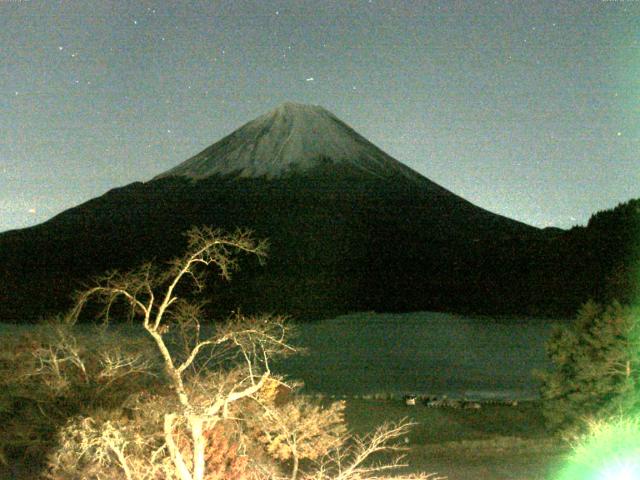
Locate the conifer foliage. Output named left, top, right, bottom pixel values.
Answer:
left=537, top=300, right=640, bottom=432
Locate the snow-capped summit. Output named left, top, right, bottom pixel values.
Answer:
left=155, top=102, right=424, bottom=182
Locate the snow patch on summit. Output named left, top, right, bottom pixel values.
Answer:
left=155, top=102, right=425, bottom=182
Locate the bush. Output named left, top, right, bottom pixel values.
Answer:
left=0, top=321, right=161, bottom=473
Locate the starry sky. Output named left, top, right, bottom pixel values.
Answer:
left=1, top=0, right=638, bottom=232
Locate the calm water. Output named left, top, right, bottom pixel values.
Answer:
left=0, top=311, right=561, bottom=400
left=274, top=312, right=560, bottom=399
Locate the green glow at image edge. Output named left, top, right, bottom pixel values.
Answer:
left=555, top=417, right=640, bottom=480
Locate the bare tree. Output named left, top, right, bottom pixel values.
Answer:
left=64, top=227, right=299, bottom=480
left=249, top=393, right=347, bottom=480
left=304, top=420, right=446, bottom=480
left=34, top=226, right=445, bottom=480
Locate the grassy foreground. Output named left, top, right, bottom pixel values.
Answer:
left=0, top=401, right=569, bottom=480
left=1, top=395, right=569, bottom=479
left=342, top=398, right=568, bottom=480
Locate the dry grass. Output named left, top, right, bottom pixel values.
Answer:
left=342, top=398, right=569, bottom=480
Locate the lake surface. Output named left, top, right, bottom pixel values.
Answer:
left=0, top=311, right=562, bottom=400
left=274, top=312, right=560, bottom=400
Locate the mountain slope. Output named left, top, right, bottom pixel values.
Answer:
left=0, top=103, right=563, bottom=322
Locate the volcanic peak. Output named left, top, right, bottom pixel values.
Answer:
left=155, top=102, right=424, bottom=182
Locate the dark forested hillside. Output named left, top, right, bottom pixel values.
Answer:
left=0, top=170, right=548, bottom=322
left=1, top=180, right=636, bottom=322
left=547, top=199, right=640, bottom=310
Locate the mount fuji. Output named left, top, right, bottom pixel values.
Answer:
left=155, top=102, right=430, bottom=182
left=0, top=103, right=555, bottom=321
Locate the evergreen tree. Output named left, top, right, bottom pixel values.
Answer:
left=537, top=300, right=640, bottom=432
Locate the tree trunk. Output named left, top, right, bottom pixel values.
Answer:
left=164, top=413, right=193, bottom=480
left=190, top=415, right=206, bottom=480
left=290, top=445, right=299, bottom=480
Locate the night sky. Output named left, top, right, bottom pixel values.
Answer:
left=1, top=0, right=638, bottom=232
